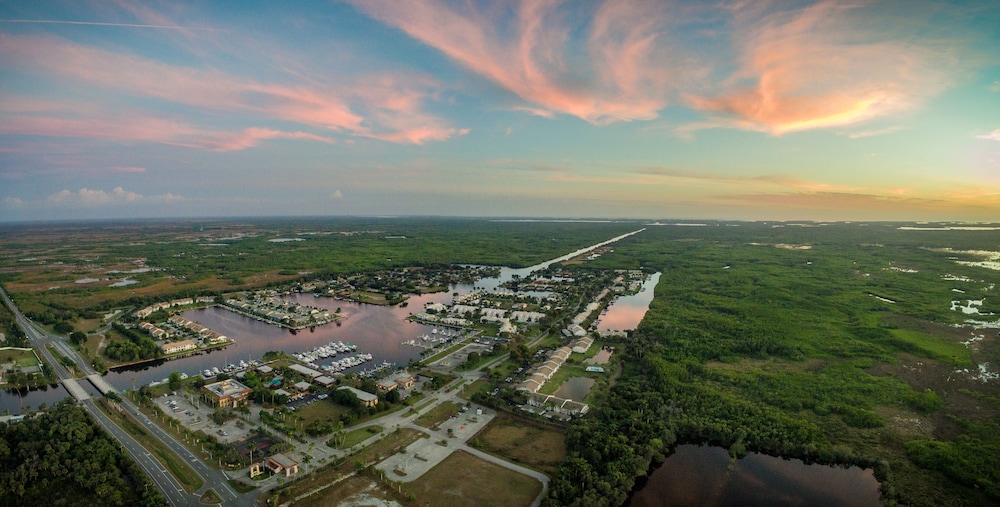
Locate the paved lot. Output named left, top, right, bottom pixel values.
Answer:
left=158, top=393, right=255, bottom=444
left=379, top=405, right=495, bottom=482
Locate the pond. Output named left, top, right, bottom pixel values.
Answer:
left=596, top=272, right=661, bottom=334
left=628, top=445, right=880, bottom=507
left=553, top=376, right=595, bottom=402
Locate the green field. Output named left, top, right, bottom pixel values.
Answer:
left=888, top=329, right=973, bottom=367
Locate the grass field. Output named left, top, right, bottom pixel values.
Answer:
left=457, top=379, right=491, bottom=401
left=408, top=450, right=542, bottom=507
left=471, top=413, right=566, bottom=476
left=330, top=425, right=383, bottom=449
left=414, top=401, right=460, bottom=429
left=0, top=347, right=40, bottom=368
left=889, top=329, right=974, bottom=367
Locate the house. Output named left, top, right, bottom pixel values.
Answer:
left=314, top=375, right=336, bottom=387
left=203, top=379, right=252, bottom=408
left=293, top=381, right=312, bottom=392
left=266, top=453, right=299, bottom=477
left=337, top=386, right=378, bottom=407
left=257, top=365, right=274, bottom=375
left=161, top=339, right=197, bottom=355
left=551, top=347, right=572, bottom=362
left=572, top=336, right=594, bottom=354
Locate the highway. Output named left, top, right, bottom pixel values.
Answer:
left=0, top=286, right=253, bottom=507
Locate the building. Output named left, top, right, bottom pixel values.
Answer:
left=203, top=379, right=252, bottom=408
left=266, top=453, right=299, bottom=477
left=338, top=386, right=378, bottom=407
left=288, top=363, right=322, bottom=378
left=377, top=372, right=415, bottom=391
left=161, top=339, right=197, bottom=355
left=572, top=336, right=594, bottom=354
left=293, top=381, right=312, bottom=392
left=314, top=375, right=336, bottom=387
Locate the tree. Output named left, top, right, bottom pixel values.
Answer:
left=70, top=331, right=87, bottom=346
left=168, top=371, right=182, bottom=391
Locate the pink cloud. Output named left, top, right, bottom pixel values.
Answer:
left=0, top=33, right=461, bottom=145
left=0, top=113, right=334, bottom=151
left=687, top=1, right=957, bottom=135
left=111, top=166, right=147, bottom=173
left=348, top=0, right=684, bottom=124
left=976, top=129, right=1000, bottom=141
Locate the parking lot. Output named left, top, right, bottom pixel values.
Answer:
left=157, top=392, right=256, bottom=445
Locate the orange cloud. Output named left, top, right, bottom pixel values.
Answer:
left=687, top=1, right=957, bottom=135
left=348, top=0, right=684, bottom=124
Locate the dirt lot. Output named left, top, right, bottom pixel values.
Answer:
left=408, top=450, right=542, bottom=507
left=470, top=412, right=566, bottom=476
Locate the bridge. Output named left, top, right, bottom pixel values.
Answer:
left=61, top=377, right=91, bottom=401
left=87, top=373, right=117, bottom=396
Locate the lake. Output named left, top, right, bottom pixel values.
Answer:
left=596, top=272, right=661, bottom=334
left=628, top=445, right=880, bottom=507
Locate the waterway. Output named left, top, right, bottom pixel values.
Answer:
left=628, top=445, right=880, bottom=507
left=1, top=229, right=645, bottom=413
left=595, top=272, right=660, bottom=334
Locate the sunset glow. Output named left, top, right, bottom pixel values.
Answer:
left=2, top=1, right=998, bottom=221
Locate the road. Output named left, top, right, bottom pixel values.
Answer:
left=0, top=285, right=254, bottom=507
left=2, top=281, right=555, bottom=507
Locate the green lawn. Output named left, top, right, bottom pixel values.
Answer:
left=889, top=329, right=973, bottom=367
left=414, top=401, right=460, bottom=429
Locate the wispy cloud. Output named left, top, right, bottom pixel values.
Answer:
left=686, top=1, right=959, bottom=135
left=976, top=129, right=1000, bottom=141
left=0, top=111, right=333, bottom=151
left=110, top=166, right=147, bottom=173
left=0, top=18, right=224, bottom=31
left=46, top=186, right=184, bottom=207
left=348, top=0, right=688, bottom=124
left=2, top=197, right=23, bottom=208
left=848, top=126, right=904, bottom=139
left=633, top=166, right=859, bottom=192
left=0, top=33, right=463, bottom=146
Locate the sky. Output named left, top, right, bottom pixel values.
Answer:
left=1, top=0, right=999, bottom=222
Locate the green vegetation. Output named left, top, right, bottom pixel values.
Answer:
left=97, top=399, right=205, bottom=492
left=888, top=329, right=973, bottom=367
left=414, top=401, right=461, bottom=429
left=0, top=400, right=166, bottom=506
left=0, top=218, right=638, bottom=319
left=327, top=425, right=383, bottom=449
left=545, top=223, right=1000, bottom=507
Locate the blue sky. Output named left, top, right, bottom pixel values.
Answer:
left=2, top=0, right=999, bottom=221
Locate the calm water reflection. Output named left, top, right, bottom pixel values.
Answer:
left=3, top=232, right=641, bottom=413
left=553, top=376, right=595, bottom=401
left=629, top=445, right=880, bottom=507
left=596, top=272, right=660, bottom=334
